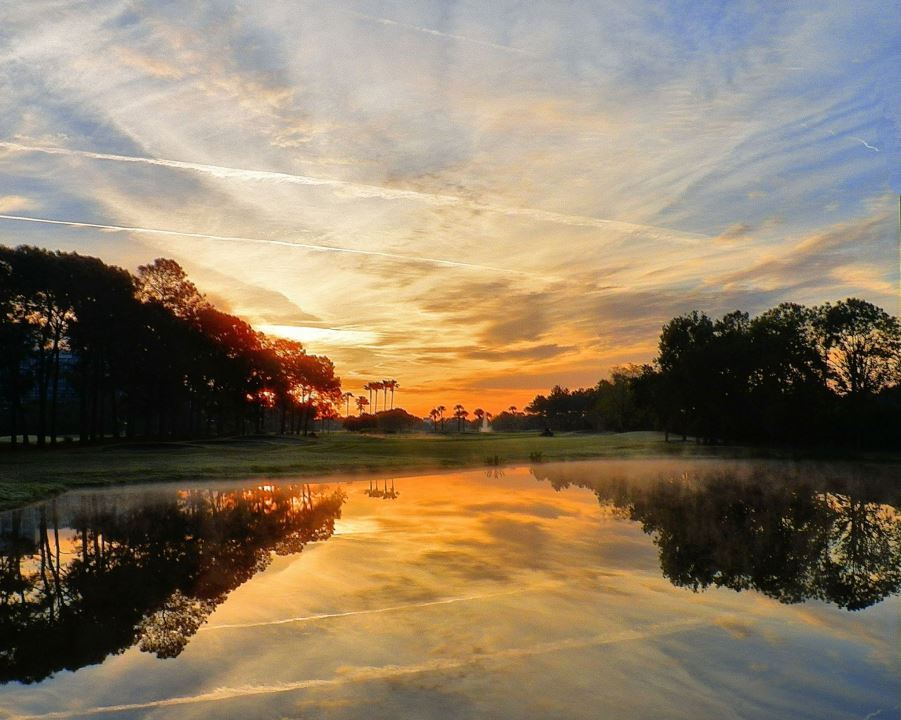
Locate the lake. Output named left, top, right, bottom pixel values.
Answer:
left=0, top=458, right=898, bottom=719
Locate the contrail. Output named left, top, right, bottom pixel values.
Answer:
left=346, top=10, right=536, bottom=57
left=0, top=141, right=706, bottom=242
left=850, top=136, right=879, bottom=152
left=0, top=214, right=528, bottom=275
left=201, top=587, right=534, bottom=631
left=8, top=618, right=706, bottom=719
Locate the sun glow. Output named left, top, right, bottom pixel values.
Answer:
left=259, top=324, right=379, bottom=347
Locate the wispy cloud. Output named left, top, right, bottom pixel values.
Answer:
left=0, top=213, right=524, bottom=275
left=0, top=141, right=706, bottom=242
left=850, top=136, right=879, bottom=152
left=346, top=10, right=536, bottom=57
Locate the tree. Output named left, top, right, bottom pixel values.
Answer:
left=136, top=258, right=206, bottom=319
left=816, top=298, right=901, bottom=397
left=381, top=379, right=390, bottom=412
left=386, top=379, right=399, bottom=409
left=356, top=396, right=369, bottom=415
left=747, top=303, right=828, bottom=443
left=596, top=365, right=644, bottom=432
left=0, top=247, right=343, bottom=443
left=453, top=404, right=468, bottom=432
left=656, top=311, right=716, bottom=442
left=0, top=253, right=32, bottom=445
left=376, top=407, right=421, bottom=433
left=371, top=382, right=383, bottom=413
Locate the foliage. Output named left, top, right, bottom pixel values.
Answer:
left=526, top=298, right=901, bottom=448
left=0, top=246, right=341, bottom=444
left=343, top=408, right=424, bottom=433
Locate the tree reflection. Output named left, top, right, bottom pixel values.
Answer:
left=0, top=484, right=345, bottom=683
left=531, top=463, right=901, bottom=610
left=364, top=478, right=399, bottom=499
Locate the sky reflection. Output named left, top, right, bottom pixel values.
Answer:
left=0, top=460, right=898, bottom=719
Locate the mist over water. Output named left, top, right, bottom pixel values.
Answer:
left=0, top=459, right=898, bottom=719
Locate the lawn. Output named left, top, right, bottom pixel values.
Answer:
left=0, top=431, right=718, bottom=510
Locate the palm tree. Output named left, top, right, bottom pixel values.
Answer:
left=381, top=379, right=390, bottom=411
left=388, top=379, right=399, bottom=409
left=356, top=396, right=369, bottom=415
left=363, top=383, right=373, bottom=411
left=428, top=408, right=439, bottom=432
left=343, top=392, right=354, bottom=417
left=453, top=404, right=468, bottom=432
left=436, top=405, right=446, bottom=432
left=371, top=381, right=383, bottom=413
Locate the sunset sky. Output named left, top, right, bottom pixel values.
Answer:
left=0, top=1, right=898, bottom=415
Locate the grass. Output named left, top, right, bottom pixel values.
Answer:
left=3, top=430, right=893, bottom=511
left=0, top=431, right=719, bottom=510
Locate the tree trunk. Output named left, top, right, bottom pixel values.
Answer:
left=49, top=331, right=61, bottom=444
left=20, top=404, right=29, bottom=444
left=110, top=385, right=119, bottom=439
left=36, top=340, right=47, bottom=446
left=9, top=364, right=19, bottom=446
left=79, top=359, right=89, bottom=443
left=89, top=356, right=100, bottom=442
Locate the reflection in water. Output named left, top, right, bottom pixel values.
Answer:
left=0, top=484, right=345, bottom=684
left=531, top=463, right=901, bottom=610
left=365, top=478, right=399, bottom=499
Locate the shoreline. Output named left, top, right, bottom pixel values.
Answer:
left=1, top=431, right=897, bottom=512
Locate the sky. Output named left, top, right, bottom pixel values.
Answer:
left=0, top=1, right=898, bottom=416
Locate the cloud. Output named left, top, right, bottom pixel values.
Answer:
left=0, top=195, right=36, bottom=213
left=469, top=344, right=578, bottom=362
left=0, top=212, right=519, bottom=275
left=714, top=207, right=896, bottom=296
left=0, top=141, right=706, bottom=243
left=115, top=46, right=184, bottom=80
left=346, top=10, right=536, bottom=57
left=194, top=267, right=321, bottom=325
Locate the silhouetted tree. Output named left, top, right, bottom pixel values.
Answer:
left=0, top=247, right=342, bottom=444
left=453, top=404, right=468, bottom=432
left=136, top=258, right=206, bottom=319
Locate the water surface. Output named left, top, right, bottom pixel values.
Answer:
left=0, top=458, right=898, bottom=719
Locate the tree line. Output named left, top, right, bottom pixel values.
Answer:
left=0, top=246, right=341, bottom=446
left=526, top=298, right=901, bottom=448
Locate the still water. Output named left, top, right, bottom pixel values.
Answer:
left=0, top=458, right=898, bottom=719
